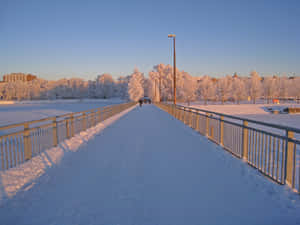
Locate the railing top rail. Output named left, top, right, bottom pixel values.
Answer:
left=174, top=104, right=300, bottom=134
left=0, top=116, right=56, bottom=131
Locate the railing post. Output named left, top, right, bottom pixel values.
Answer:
left=91, top=110, right=96, bottom=127
left=242, top=120, right=249, bottom=160
left=98, top=109, right=102, bottom=122
left=206, top=112, right=210, bottom=137
left=52, top=118, right=58, bottom=147
left=66, top=118, right=70, bottom=139
left=220, top=116, right=224, bottom=146
left=189, top=109, right=193, bottom=127
left=82, top=112, right=86, bottom=131
left=196, top=114, right=200, bottom=132
left=70, top=114, right=74, bottom=137
left=285, top=130, right=295, bottom=186
left=185, top=108, right=188, bottom=124
left=210, top=126, right=214, bottom=140
left=172, top=105, right=175, bottom=116
left=23, top=123, right=32, bottom=160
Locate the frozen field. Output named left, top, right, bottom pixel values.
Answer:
left=185, top=103, right=300, bottom=129
left=0, top=99, right=125, bottom=127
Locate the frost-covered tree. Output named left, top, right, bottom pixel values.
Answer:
left=148, top=71, right=160, bottom=102
left=197, top=75, right=216, bottom=104
left=179, top=72, right=197, bottom=105
left=232, top=76, right=246, bottom=104
left=216, top=76, right=232, bottom=104
left=128, top=69, right=144, bottom=101
left=249, top=71, right=262, bottom=104
left=95, top=74, right=115, bottom=99
left=155, top=64, right=174, bottom=101
left=262, top=76, right=277, bottom=103
left=116, top=76, right=130, bottom=99
left=278, top=76, right=289, bottom=101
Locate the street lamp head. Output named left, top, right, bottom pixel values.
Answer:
left=168, top=34, right=176, bottom=38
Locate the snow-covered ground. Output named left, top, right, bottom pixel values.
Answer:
left=0, top=98, right=125, bottom=127
left=0, top=105, right=299, bottom=225
left=185, top=103, right=300, bottom=129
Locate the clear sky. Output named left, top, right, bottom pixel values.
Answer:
left=0, top=0, right=299, bottom=80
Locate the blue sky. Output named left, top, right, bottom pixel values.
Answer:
left=0, top=0, right=299, bottom=80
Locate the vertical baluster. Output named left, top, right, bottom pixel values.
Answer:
left=24, top=123, right=32, bottom=160
left=13, top=136, right=17, bottom=167
left=268, top=135, right=272, bottom=175
left=292, top=143, right=296, bottom=189
left=20, top=135, right=24, bottom=163
left=38, top=128, right=41, bottom=153
left=253, top=130, right=256, bottom=166
left=281, top=139, right=286, bottom=184
left=272, top=136, right=276, bottom=178
left=259, top=132, right=262, bottom=170
left=276, top=138, right=280, bottom=181
left=8, top=136, right=13, bottom=168
left=249, top=130, right=252, bottom=163
left=252, top=130, right=255, bottom=164
left=17, top=135, right=21, bottom=165
left=298, top=145, right=300, bottom=193
left=3, top=137, right=7, bottom=170
left=255, top=131, right=259, bottom=167
left=0, top=137, right=4, bottom=170
left=5, top=138, right=9, bottom=169
left=31, top=131, right=35, bottom=156
left=264, top=134, right=268, bottom=173
left=247, top=129, right=250, bottom=163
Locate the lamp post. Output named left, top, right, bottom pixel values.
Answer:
left=168, top=34, right=176, bottom=105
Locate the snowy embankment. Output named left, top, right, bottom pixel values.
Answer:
left=0, top=104, right=136, bottom=205
left=0, top=98, right=125, bottom=127
left=185, top=103, right=300, bottom=129
left=0, top=105, right=300, bottom=225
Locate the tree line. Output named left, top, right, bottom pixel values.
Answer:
left=1, top=64, right=299, bottom=104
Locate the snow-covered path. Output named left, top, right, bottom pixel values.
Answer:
left=0, top=105, right=300, bottom=225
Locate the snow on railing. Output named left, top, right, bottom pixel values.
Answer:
left=156, top=103, right=300, bottom=194
left=0, top=102, right=136, bottom=171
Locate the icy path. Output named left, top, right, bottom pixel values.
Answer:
left=0, top=105, right=300, bottom=225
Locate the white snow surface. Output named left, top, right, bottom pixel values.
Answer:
left=0, top=98, right=125, bottom=126
left=186, top=103, right=300, bottom=129
left=0, top=105, right=300, bottom=225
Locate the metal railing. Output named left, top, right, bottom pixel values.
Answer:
left=0, top=102, right=136, bottom=171
left=156, top=103, right=300, bottom=193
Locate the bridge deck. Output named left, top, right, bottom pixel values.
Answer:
left=0, top=105, right=299, bottom=225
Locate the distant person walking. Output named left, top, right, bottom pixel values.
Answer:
left=139, top=99, right=143, bottom=107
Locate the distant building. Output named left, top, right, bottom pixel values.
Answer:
left=2, top=73, right=37, bottom=82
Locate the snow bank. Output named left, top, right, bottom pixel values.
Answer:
left=0, top=104, right=136, bottom=204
